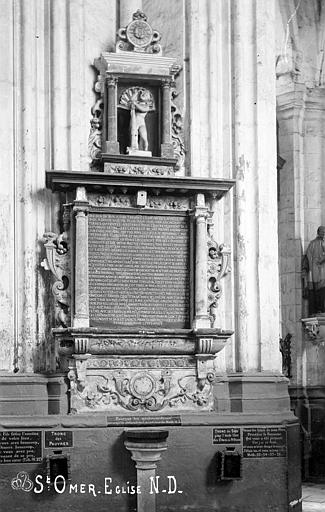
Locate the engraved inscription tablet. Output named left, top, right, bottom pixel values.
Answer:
left=0, top=431, right=42, bottom=464
left=88, top=211, right=190, bottom=328
left=243, top=427, right=286, bottom=458
left=107, top=415, right=182, bottom=426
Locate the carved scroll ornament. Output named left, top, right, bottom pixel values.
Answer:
left=171, top=89, right=185, bottom=173
left=88, top=98, right=103, bottom=166
left=41, top=230, right=71, bottom=328
left=207, top=220, right=231, bottom=325
left=68, top=366, right=215, bottom=414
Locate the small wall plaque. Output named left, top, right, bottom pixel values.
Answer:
left=0, top=431, right=42, bottom=464
left=107, top=415, right=182, bottom=426
left=243, top=427, right=286, bottom=458
left=44, top=431, right=73, bottom=449
left=212, top=427, right=241, bottom=445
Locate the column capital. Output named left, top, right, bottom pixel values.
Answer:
left=106, top=74, right=118, bottom=87
left=73, top=203, right=89, bottom=216
left=161, top=78, right=172, bottom=88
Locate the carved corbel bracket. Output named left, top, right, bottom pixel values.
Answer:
left=41, top=226, right=71, bottom=328
left=69, top=354, right=90, bottom=390
left=195, top=355, right=215, bottom=389
left=74, top=337, right=89, bottom=354
left=195, top=335, right=222, bottom=388
left=302, top=317, right=325, bottom=343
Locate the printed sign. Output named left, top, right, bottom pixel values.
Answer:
left=212, top=428, right=241, bottom=444
left=44, top=431, right=73, bottom=448
left=107, top=415, right=182, bottom=426
left=243, top=427, right=286, bottom=458
left=0, top=431, right=42, bottom=464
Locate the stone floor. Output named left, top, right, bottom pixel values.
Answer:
left=303, top=483, right=325, bottom=511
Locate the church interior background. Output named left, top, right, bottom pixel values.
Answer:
left=0, top=0, right=325, bottom=511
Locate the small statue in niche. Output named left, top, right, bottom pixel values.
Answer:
left=118, top=87, right=155, bottom=155
left=302, top=226, right=325, bottom=314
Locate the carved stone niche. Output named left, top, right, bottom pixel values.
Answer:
left=89, top=10, right=184, bottom=174
left=44, top=171, right=234, bottom=415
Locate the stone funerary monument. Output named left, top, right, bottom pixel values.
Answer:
left=0, top=3, right=301, bottom=512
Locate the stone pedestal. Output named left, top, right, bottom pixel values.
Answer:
left=124, top=430, right=168, bottom=512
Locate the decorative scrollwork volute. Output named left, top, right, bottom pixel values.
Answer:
left=171, top=89, right=185, bottom=173
left=88, top=98, right=103, bottom=165
left=41, top=230, right=71, bottom=328
left=207, top=218, right=231, bottom=325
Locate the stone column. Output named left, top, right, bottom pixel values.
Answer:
left=161, top=83, right=172, bottom=133
left=161, top=79, right=174, bottom=158
left=277, top=85, right=306, bottom=386
left=124, top=430, right=168, bottom=512
left=73, top=187, right=89, bottom=328
left=105, top=75, right=119, bottom=154
left=193, top=194, right=210, bottom=330
left=232, top=0, right=281, bottom=372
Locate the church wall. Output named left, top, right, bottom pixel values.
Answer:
left=0, top=0, right=117, bottom=373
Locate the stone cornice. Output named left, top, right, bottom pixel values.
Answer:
left=46, top=170, right=235, bottom=199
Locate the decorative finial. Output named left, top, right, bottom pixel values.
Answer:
left=132, top=9, right=147, bottom=22
left=116, top=11, right=162, bottom=55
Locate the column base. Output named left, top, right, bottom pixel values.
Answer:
left=192, top=316, right=211, bottom=330
left=161, top=143, right=174, bottom=158
left=105, top=141, right=120, bottom=154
